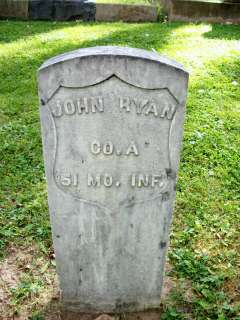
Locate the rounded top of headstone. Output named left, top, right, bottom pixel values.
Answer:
left=39, top=46, right=188, bottom=74
left=38, top=46, right=188, bottom=105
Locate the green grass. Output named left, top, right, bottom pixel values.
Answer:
left=0, top=20, right=239, bottom=319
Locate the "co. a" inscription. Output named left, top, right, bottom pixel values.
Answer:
left=90, top=140, right=139, bottom=156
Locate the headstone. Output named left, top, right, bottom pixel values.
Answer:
left=29, top=0, right=96, bottom=21
left=38, top=46, right=188, bottom=313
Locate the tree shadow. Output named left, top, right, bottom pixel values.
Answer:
left=0, top=20, right=95, bottom=44
left=203, top=23, right=240, bottom=40
left=0, top=20, right=185, bottom=45
left=0, top=21, right=185, bottom=120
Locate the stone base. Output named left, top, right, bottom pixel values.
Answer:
left=60, top=311, right=161, bottom=320
left=96, top=3, right=158, bottom=22
left=169, top=0, right=240, bottom=24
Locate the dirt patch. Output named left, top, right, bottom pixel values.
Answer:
left=161, top=262, right=176, bottom=301
left=0, top=249, right=194, bottom=319
left=0, top=246, right=22, bottom=317
left=223, top=277, right=240, bottom=306
left=161, top=261, right=193, bottom=318
left=0, top=244, right=58, bottom=319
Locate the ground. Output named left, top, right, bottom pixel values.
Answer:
left=95, top=0, right=151, bottom=5
left=0, top=20, right=239, bottom=320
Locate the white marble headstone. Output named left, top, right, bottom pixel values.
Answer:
left=38, top=46, right=188, bottom=313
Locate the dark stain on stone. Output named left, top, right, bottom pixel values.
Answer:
left=41, top=99, right=46, bottom=105
left=122, top=195, right=135, bottom=208
left=163, top=217, right=167, bottom=232
left=115, top=299, right=139, bottom=312
left=162, top=192, right=170, bottom=201
left=165, top=168, right=176, bottom=179
left=159, top=241, right=166, bottom=249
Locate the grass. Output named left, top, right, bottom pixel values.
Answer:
left=0, top=20, right=239, bottom=319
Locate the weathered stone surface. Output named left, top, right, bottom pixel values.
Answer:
left=94, top=315, right=114, bottom=320
left=29, top=0, right=96, bottom=21
left=0, top=0, right=28, bottom=19
left=169, top=0, right=240, bottom=24
left=60, top=311, right=160, bottom=320
left=96, top=3, right=157, bottom=22
left=38, top=46, right=188, bottom=313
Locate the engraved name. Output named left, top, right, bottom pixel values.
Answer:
left=51, top=96, right=104, bottom=117
left=119, top=97, right=176, bottom=120
left=51, top=96, right=176, bottom=120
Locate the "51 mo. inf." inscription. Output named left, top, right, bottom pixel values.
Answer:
left=55, top=171, right=170, bottom=189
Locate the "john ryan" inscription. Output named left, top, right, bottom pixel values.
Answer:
left=51, top=96, right=176, bottom=120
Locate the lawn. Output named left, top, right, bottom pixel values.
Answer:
left=0, top=20, right=239, bottom=319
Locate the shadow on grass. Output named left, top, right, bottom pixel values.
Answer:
left=0, top=22, right=185, bottom=119
left=0, top=20, right=184, bottom=45
left=0, top=20, right=95, bottom=44
left=203, top=23, right=240, bottom=40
